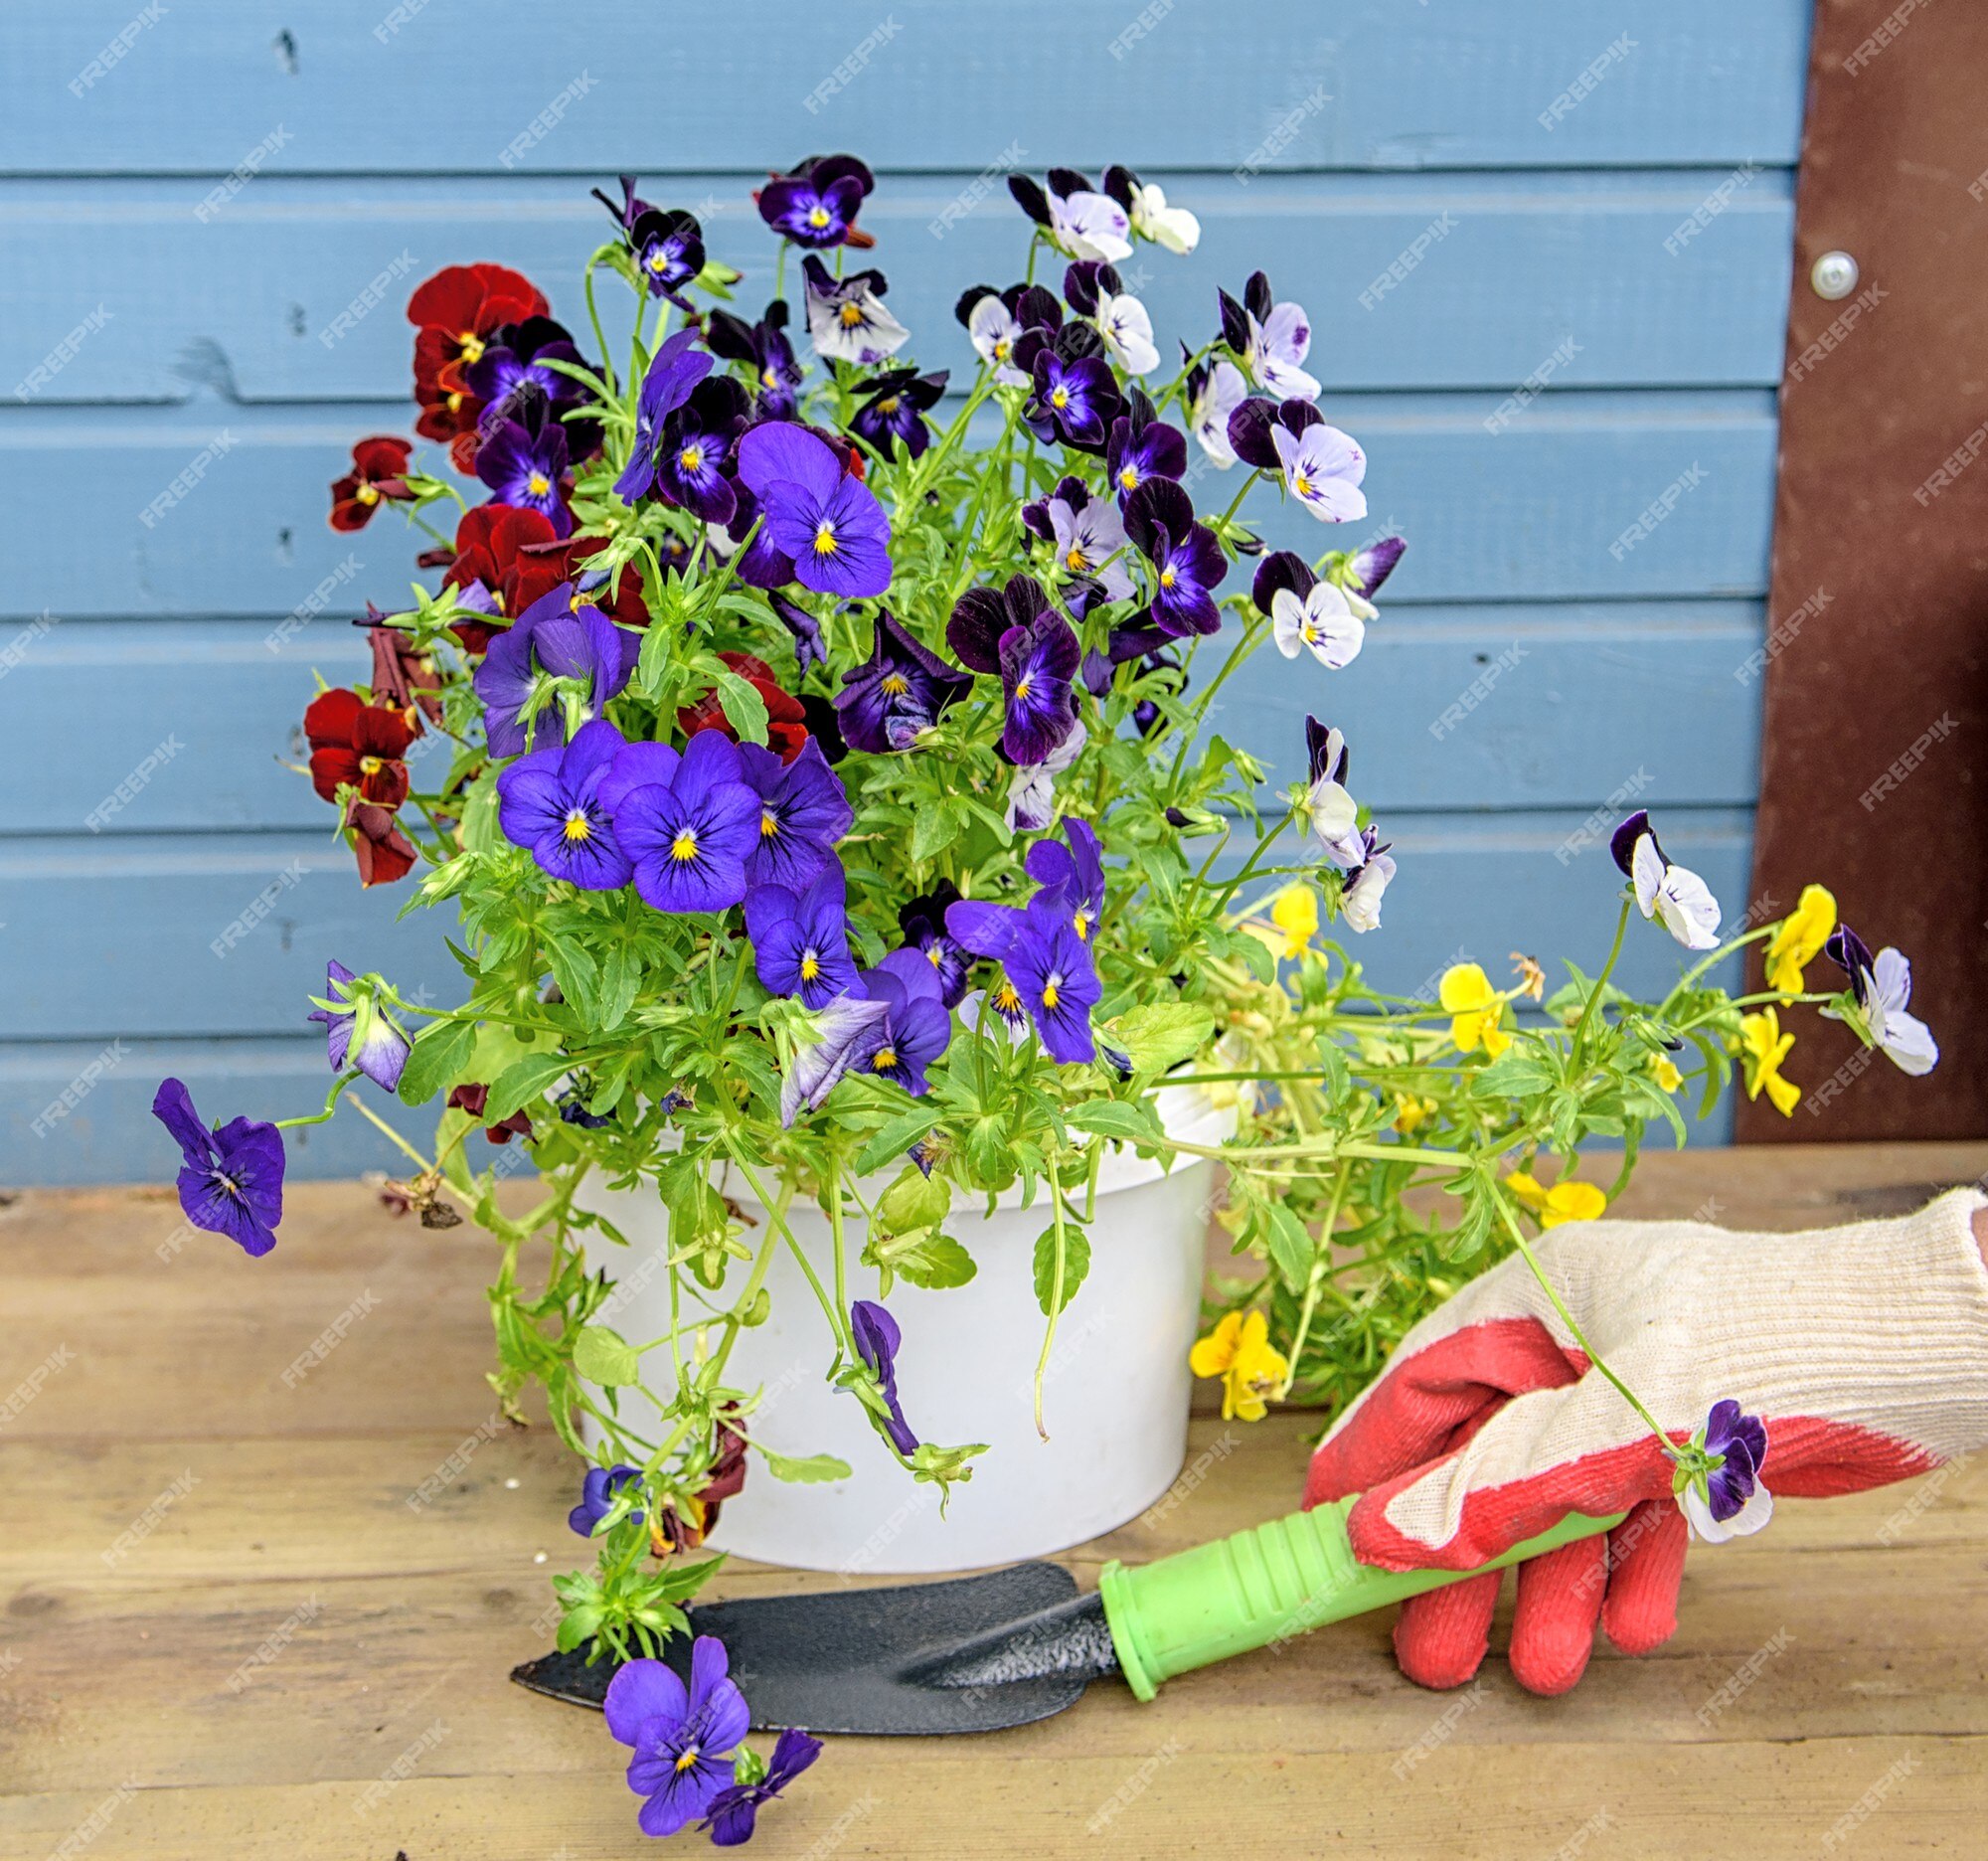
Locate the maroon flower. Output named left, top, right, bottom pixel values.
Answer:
left=329, top=436, right=414, bottom=532
left=448, top=1082, right=535, bottom=1144
left=408, top=262, right=548, bottom=470
left=344, top=799, right=418, bottom=888
left=304, top=688, right=417, bottom=808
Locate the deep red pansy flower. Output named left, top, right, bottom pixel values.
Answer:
left=407, top=263, right=548, bottom=472
left=447, top=1082, right=535, bottom=1144
left=676, top=651, right=809, bottom=763
left=304, top=687, right=417, bottom=808
left=439, top=504, right=560, bottom=651
left=513, top=535, right=649, bottom=630
left=361, top=615, right=444, bottom=725
left=329, top=435, right=414, bottom=532
left=345, top=799, right=418, bottom=888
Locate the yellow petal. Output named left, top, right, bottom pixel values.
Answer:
left=1270, top=885, right=1318, bottom=958
left=1765, top=1069, right=1801, bottom=1117
left=1439, top=962, right=1493, bottom=1013
left=1480, top=1022, right=1512, bottom=1059
left=1188, top=1312, right=1243, bottom=1378
left=1504, top=1169, right=1549, bottom=1212
left=1542, top=1181, right=1607, bottom=1227
left=1651, top=1054, right=1683, bottom=1094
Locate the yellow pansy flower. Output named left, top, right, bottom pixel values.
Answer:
left=1649, top=1052, right=1683, bottom=1094
left=1504, top=1169, right=1607, bottom=1228
left=1739, top=1007, right=1800, bottom=1117
left=1394, top=1092, right=1438, bottom=1134
left=1764, top=884, right=1837, bottom=997
left=1189, top=1309, right=1289, bottom=1422
left=1439, top=962, right=1511, bottom=1059
left=1269, top=884, right=1319, bottom=959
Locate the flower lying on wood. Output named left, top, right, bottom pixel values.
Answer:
left=151, top=1079, right=285, bottom=1258
left=604, top=1638, right=750, bottom=1838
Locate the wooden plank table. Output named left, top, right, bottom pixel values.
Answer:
left=6, top=1145, right=1988, bottom=1858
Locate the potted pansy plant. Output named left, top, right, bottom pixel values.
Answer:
left=150, top=156, right=1937, bottom=1844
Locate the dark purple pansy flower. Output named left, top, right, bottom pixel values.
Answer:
left=735, top=422, right=894, bottom=599
left=947, top=573, right=1081, bottom=762
left=1124, top=478, right=1228, bottom=637
left=833, top=611, right=972, bottom=753
left=1227, top=394, right=1321, bottom=473
left=745, top=866, right=859, bottom=1009
left=768, top=592, right=827, bottom=674
left=898, top=880, right=971, bottom=1007
left=465, top=315, right=592, bottom=435
left=151, top=1078, right=285, bottom=1258
left=948, top=570, right=1047, bottom=672
left=653, top=376, right=748, bottom=525
left=495, top=717, right=634, bottom=889
left=1703, top=1399, right=1768, bottom=1524
left=610, top=730, right=762, bottom=915
left=1105, top=387, right=1188, bottom=504
left=592, top=178, right=705, bottom=303
left=614, top=328, right=714, bottom=502
left=475, top=394, right=572, bottom=537
left=756, top=153, right=876, bottom=249
left=738, top=737, right=852, bottom=890
left=850, top=366, right=948, bottom=461
left=705, top=300, right=805, bottom=419
left=306, top=959, right=410, bottom=1093
left=568, top=1462, right=644, bottom=1536
left=946, top=895, right=1101, bottom=1065
left=702, top=1727, right=823, bottom=1848
left=1251, top=548, right=1318, bottom=615
left=1019, top=327, right=1121, bottom=452
left=853, top=948, right=953, bottom=1096
left=604, top=1641, right=750, bottom=1839
left=473, top=588, right=636, bottom=760
left=1026, top=816, right=1106, bottom=944
left=1344, top=534, right=1407, bottom=607
left=779, top=990, right=892, bottom=1127
left=849, top=1298, right=920, bottom=1454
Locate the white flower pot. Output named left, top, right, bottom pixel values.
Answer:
left=578, top=1087, right=1234, bottom=1574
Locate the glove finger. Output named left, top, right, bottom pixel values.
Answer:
left=1601, top=1498, right=1689, bottom=1655
left=1393, top=1572, right=1502, bottom=1692
left=1306, top=1314, right=1580, bottom=1506
left=1348, top=1368, right=1676, bottom=1571
left=1508, top=1536, right=1606, bottom=1696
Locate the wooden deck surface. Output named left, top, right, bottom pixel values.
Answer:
left=6, top=1144, right=1988, bottom=1858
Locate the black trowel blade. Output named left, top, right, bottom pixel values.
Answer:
left=511, top=1561, right=1120, bottom=1735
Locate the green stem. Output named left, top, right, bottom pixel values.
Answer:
left=1569, top=898, right=1632, bottom=1062
left=1033, top=1163, right=1074, bottom=1439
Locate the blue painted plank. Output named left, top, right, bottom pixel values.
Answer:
left=1, top=804, right=1754, bottom=1042
left=11, top=2, right=1809, bottom=176
left=1, top=170, right=1795, bottom=403
left=0, top=604, right=1764, bottom=833
left=1, top=1035, right=441, bottom=1186
left=0, top=390, right=1778, bottom=619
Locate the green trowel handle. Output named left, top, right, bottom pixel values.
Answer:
left=1098, top=1497, right=1624, bottom=1699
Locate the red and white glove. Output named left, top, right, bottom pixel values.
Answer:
left=1306, top=1188, right=1988, bottom=1695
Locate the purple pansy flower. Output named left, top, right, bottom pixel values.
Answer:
left=757, top=153, right=875, bottom=249
left=1610, top=810, right=1722, bottom=951
left=852, top=948, right=953, bottom=1095
left=1023, top=478, right=1134, bottom=604
left=745, top=867, right=859, bottom=1009
left=604, top=1640, right=750, bottom=1839
left=1006, top=719, right=1087, bottom=833
left=738, top=737, right=852, bottom=891
left=593, top=178, right=706, bottom=304
left=735, top=422, right=894, bottom=599
left=1680, top=1400, right=1773, bottom=1543
left=833, top=611, right=972, bottom=753
left=702, top=1726, right=823, bottom=1847
left=1105, top=389, right=1188, bottom=504
left=801, top=255, right=910, bottom=366
left=704, top=300, right=805, bottom=419
left=779, top=990, right=892, bottom=1127
left=568, top=1462, right=644, bottom=1537
left=614, top=328, right=714, bottom=502
left=1009, top=169, right=1131, bottom=262
left=151, top=1079, right=285, bottom=1258
left=495, top=717, right=634, bottom=889
left=1019, top=327, right=1121, bottom=451
left=1342, top=534, right=1407, bottom=614
left=850, top=366, right=948, bottom=461
left=465, top=316, right=592, bottom=434
left=947, top=573, right=1081, bottom=764
left=653, top=377, right=748, bottom=525
left=897, top=881, right=972, bottom=1007
left=1124, top=479, right=1228, bottom=637
left=1220, top=269, right=1320, bottom=401
left=1822, top=926, right=1939, bottom=1075
left=306, top=959, right=411, bottom=1093
left=947, top=893, right=1101, bottom=1066
left=1026, top=816, right=1106, bottom=944
left=475, top=396, right=571, bottom=536
left=610, top=730, right=762, bottom=915
left=473, top=589, right=636, bottom=760
left=850, top=1298, right=920, bottom=1454
left=766, top=592, right=827, bottom=674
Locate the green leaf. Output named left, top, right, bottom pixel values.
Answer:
left=573, top=1325, right=642, bottom=1386
left=1263, top=1203, right=1315, bottom=1293
left=910, top=801, right=964, bottom=864
left=1065, top=1097, right=1166, bottom=1148
left=1469, top=1048, right=1560, bottom=1100
left=712, top=669, right=770, bottom=746
left=879, top=1167, right=950, bottom=1235
left=1107, top=1002, right=1217, bottom=1077
left=855, top=1104, right=946, bottom=1178
left=892, top=1232, right=977, bottom=1290
left=486, top=1052, right=575, bottom=1123
left=759, top=1448, right=854, bottom=1483
left=397, top=1016, right=477, bottom=1106
left=597, top=942, right=638, bottom=1033
left=1032, top=1223, right=1092, bottom=1316
left=458, top=766, right=502, bottom=855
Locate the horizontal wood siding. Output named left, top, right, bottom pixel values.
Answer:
left=0, top=2, right=1811, bottom=1180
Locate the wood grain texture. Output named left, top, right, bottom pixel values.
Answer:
left=4, top=1145, right=1986, bottom=1857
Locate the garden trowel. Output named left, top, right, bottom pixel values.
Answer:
left=512, top=1497, right=1622, bottom=1734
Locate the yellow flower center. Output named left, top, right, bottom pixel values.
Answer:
left=354, top=481, right=380, bottom=505
left=808, top=206, right=830, bottom=229
left=647, top=251, right=669, bottom=273
left=457, top=331, right=485, bottom=363
left=761, top=366, right=779, bottom=388
left=1118, top=466, right=1139, bottom=490
left=563, top=809, right=591, bottom=843
left=527, top=471, right=551, bottom=496
left=759, top=809, right=780, bottom=838
left=1159, top=567, right=1177, bottom=590
left=669, top=830, right=699, bottom=863
left=800, top=952, right=820, bottom=981
left=993, top=337, right=1012, bottom=360
left=812, top=520, right=839, bottom=556
left=1293, top=474, right=1313, bottom=497
left=840, top=302, right=866, bottom=329
left=880, top=672, right=910, bottom=696
left=1065, top=546, right=1089, bottom=573
left=359, top=756, right=384, bottom=775
left=1042, top=977, right=1062, bottom=1011
left=679, top=444, right=704, bottom=472
left=993, top=979, right=1021, bottom=1014
left=1073, top=909, right=1092, bottom=941
left=675, top=1746, right=701, bottom=1774
left=1014, top=675, right=1033, bottom=702
left=872, top=1046, right=898, bottom=1071
left=1051, top=387, right=1070, bottom=409
left=877, top=397, right=900, bottom=415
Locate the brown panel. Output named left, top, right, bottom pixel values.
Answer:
left=1740, top=0, right=1988, bottom=1142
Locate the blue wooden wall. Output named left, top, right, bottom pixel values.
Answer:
left=1, top=2, right=1810, bottom=1181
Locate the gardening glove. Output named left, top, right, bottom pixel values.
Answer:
left=1304, top=1188, right=1988, bottom=1696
